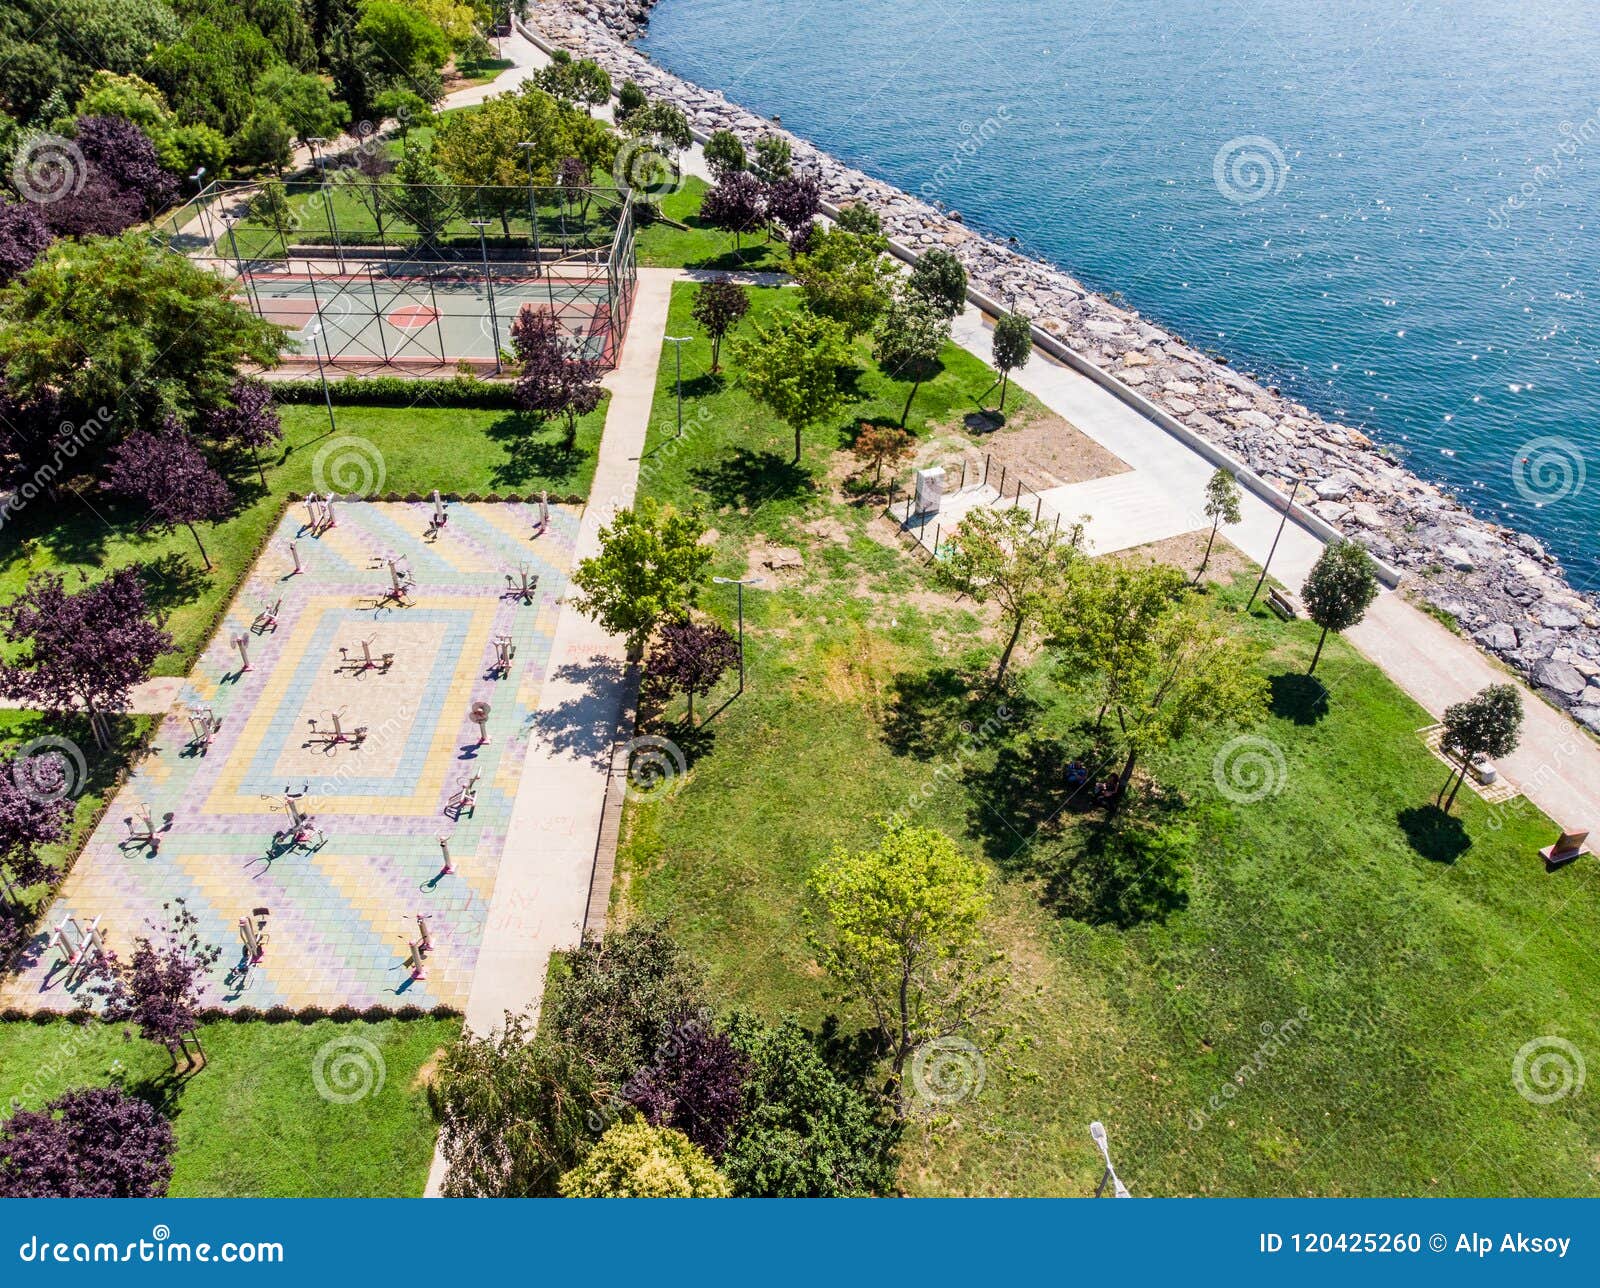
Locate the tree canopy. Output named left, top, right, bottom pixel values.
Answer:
left=1300, top=539, right=1379, bottom=674
left=558, top=1121, right=730, bottom=1198
left=570, top=500, right=713, bottom=656
left=1438, top=684, right=1523, bottom=813
left=791, top=225, right=896, bottom=338
left=734, top=308, right=853, bottom=464
left=0, top=1086, right=174, bottom=1198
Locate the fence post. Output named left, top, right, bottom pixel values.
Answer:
left=1035, top=495, right=1042, bottom=522
left=999, top=463, right=1007, bottom=494
left=960, top=459, right=967, bottom=490
left=984, top=453, right=991, bottom=487
left=933, top=523, right=940, bottom=557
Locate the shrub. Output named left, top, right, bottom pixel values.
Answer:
left=269, top=375, right=519, bottom=409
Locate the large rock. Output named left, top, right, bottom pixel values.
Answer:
left=1473, top=622, right=1518, bottom=653
left=1532, top=659, right=1587, bottom=702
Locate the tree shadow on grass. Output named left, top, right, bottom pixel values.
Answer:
left=688, top=447, right=811, bottom=510
left=879, top=666, right=1040, bottom=762
left=1268, top=671, right=1330, bottom=726
left=964, top=729, right=1116, bottom=874
left=1397, top=804, right=1471, bottom=864
left=1030, top=818, right=1192, bottom=928
left=135, top=552, right=211, bottom=618
left=813, top=1014, right=889, bottom=1086
left=485, top=412, right=581, bottom=488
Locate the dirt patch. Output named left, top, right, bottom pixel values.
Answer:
left=801, top=516, right=851, bottom=546
left=1110, top=530, right=1251, bottom=585
left=746, top=544, right=805, bottom=582
left=976, top=410, right=1130, bottom=492
left=410, top=1048, right=447, bottom=1092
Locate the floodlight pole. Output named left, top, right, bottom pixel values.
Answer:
left=188, top=166, right=211, bottom=250
left=1247, top=474, right=1308, bottom=612
left=303, top=323, right=336, bottom=438
left=517, top=141, right=543, bottom=275
left=664, top=335, right=690, bottom=437
left=1089, top=1121, right=1131, bottom=1198
left=712, top=576, right=763, bottom=693
left=470, top=220, right=503, bottom=373
left=308, top=137, right=344, bottom=273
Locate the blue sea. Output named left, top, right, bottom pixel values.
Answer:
left=641, top=0, right=1600, bottom=587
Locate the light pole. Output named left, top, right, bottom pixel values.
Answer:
left=469, top=219, right=503, bottom=373
left=1089, top=1121, right=1130, bottom=1198
left=664, top=334, right=690, bottom=438
left=189, top=166, right=211, bottom=248
left=712, top=576, right=763, bottom=693
left=1247, top=473, right=1310, bottom=612
left=302, top=321, right=336, bottom=438
left=516, top=141, right=543, bottom=274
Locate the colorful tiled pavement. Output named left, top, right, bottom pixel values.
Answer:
left=1, top=501, right=580, bottom=1013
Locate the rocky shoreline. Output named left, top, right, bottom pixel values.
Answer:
left=529, top=0, right=1600, bottom=730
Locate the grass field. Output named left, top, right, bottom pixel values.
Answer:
left=614, top=285, right=1600, bottom=1197
left=636, top=176, right=789, bottom=273
left=0, top=1016, right=456, bottom=1196
left=0, top=398, right=605, bottom=675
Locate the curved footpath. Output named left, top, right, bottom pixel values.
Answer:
left=507, top=7, right=1600, bottom=835
left=526, top=2, right=1600, bottom=735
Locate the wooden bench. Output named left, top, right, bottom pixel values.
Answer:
left=1265, top=586, right=1301, bottom=620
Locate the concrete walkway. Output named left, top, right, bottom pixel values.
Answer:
left=421, top=266, right=674, bottom=1195
left=952, top=306, right=1600, bottom=834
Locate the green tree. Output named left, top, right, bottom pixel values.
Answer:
left=232, top=105, right=295, bottom=174
left=1196, top=467, right=1243, bottom=583
left=734, top=308, right=853, bottom=464
left=430, top=1013, right=600, bottom=1197
left=834, top=202, right=881, bottom=236
left=873, top=285, right=950, bottom=426
left=752, top=133, right=792, bottom=179
left=703, top=128, right=746, bottom=179
left=936, top=506, right=1083, bottom=684
left=372, top=87, right=430, bottom=137
left=690, top=278, right=749, bottom=373
left=907, top=248, right=967, bottom=319
left=572, top=58, right=611, bottom=115
left=614, top=79, right=647, bottom=126
left=387, top=137, right=458, bottom=246
left=807, top=821, right=1008, bottom=1113
left=1300, top=539, right=1379, bottom=674
left=0, top=232, right=282, bottom=425
left=570, top=499, right=712, bottom=655
left=1438, top=684, right=1523, bottom=814
left=255, top=64, right=349, bottom=146
left=355, top=0, right=451, bottom=93
left=247, top=177, right=299, bottom=246
left=791, top=225, right=895, bottom=338
left=624, top=100, right=691, bottom=183
left=720, top=1011, right=897, bottom=1196
left=991, top=309, right=1032, bottom=412
left=1048, top=561, right=1188, bottom=732
left=559, top=1121, right=730, bottom=1198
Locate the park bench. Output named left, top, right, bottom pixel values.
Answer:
left=1265, top=586, right=1301, bottom=620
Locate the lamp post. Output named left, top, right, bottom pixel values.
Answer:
left=469, top=219, right=503, bottom=373
left=516, top=141, right=543, bottom=274
left=301, top=321, right=336, bottom=438
left=712, top=576, right=763, bottom=693
left=1089, top=1121, right=1130, bottom=1198
left=189, top=166, right=211, bottom=248
left=1247, top=474, right=1310, bottom=612
left=664, top=334, right=690, bottom=438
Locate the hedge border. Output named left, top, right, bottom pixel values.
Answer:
left=271, top=376, right=519, bottom=409
left=0, top=1003, right=463, bottom=1025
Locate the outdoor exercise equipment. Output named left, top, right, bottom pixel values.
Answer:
left=415, top=913, right=433, bottom=954
left=239, top=908, right=269, bottom=964
left=252, top=597, right=282, bottom=634
left=489, top=634, right=516, bottom=678
left=306, top=707, right=368, bottom=750
left=438, top=834, right=454, bottom=875
left=50, top=914, right=104, bottom=974
left=233, top=633, right=252, bottom=672
left=533, top=490, right=550, bottom=536
left=372, top=554, right=415, bottom=606
left=270, top=783, right=326, bottom=852
left=469, top=699, right=492, bottom=746
left=503, top=565, right=539, bottom=604
left=288, top=540, right=303, bottom=575
left=187, top=706, right=222, bottom=752
left=123, top=803, right=164, bottom=853
left=406, top=934, right=428, bottom=981
left=446, top=772, right=479, bottom=820
left=427, top=489, right=449, bottom=538
left=336, top=635, right=395, bottom=675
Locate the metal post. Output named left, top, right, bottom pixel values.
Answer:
left=518, top=142, right=543, bottom=275
left=1248, top=476, right=1304, bottom=611
left=471, top=220, right=502, bottom=372
left=735, top=580, right=745, bottom=692
left=427, top=273, right=447, bottom=366
left=664, top=336, right=689, bottom=437
left=1035, top=495, right=1042, bottom=522
left=999, top=463, right=1007, bottom=494
left=366, top=263, right=391, bottom=363
left=983, top=453, right=991, bottom=487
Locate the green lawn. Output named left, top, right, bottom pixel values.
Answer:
left=0, top=398, right=605, bottom=675
left=616, top=287, right=1600, bottom=1197
left=636, top=176, right=789, bottom=272
left=0, top=1017, right=456, bottom=1196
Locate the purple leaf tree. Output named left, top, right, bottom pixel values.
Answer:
left=764, top=172, right=820, bottom=249
left=0, top=1085, right=175, bottom=1198
left=0, top=752, right=73, bottom=901
left=624, top=1020, right=751, bottom=1159
left=0, top=198, right=51, bottom=284
left=0, top=568, right=173, bottom=749
left=0, top=378, right=90, bottom=497
left=73, top=117, right=180, bottom=218
left=198, top=378, right=282, bottom=487
left=83, top=898, right=222, bottom=1070
left=647, top=619, right=741, bottom=726
left=105, top=424, right=233, bottom=569
left=700, top=171, right=766, bottom=252
left=40, top=178, right=145, bottom=240
left=511, top=307, right=605, bottom=448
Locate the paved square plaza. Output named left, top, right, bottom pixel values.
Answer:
left=2, top=500, right=580, bottom=1013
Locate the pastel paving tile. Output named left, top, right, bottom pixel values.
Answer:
left=1, top=502, right=581, bottom=1013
